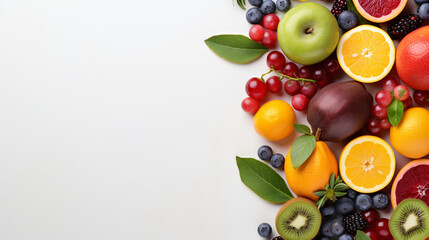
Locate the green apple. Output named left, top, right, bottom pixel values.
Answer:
left=278, top=2, right=339, bottom=65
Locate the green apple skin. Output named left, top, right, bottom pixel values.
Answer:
left=278, top=2, right=339, bottom=65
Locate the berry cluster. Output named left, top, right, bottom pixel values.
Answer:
left=319, top=190, right=392, bottom=240
left=367, top=77, right=413, bottom=135
left=248, top=14, right=279, bottom=48
left=258, top=145, right=285, bottom=169
left=387, top=14, right=423, bottom=40
left=246, top=0, right=291, bottom=25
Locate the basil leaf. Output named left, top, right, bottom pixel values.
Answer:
left=236, top=156, right=293, bottom=203
left=346, top=0, right=376, bottom=26
left=205, top=35, right=269, bottom=63
left=294, top=123, right=311, bottom=134
left=356, top=230, right=371, bottom=240
left=291, top=135, right=316, bottom=169
left=314, top=190, right=326, bottom=197
left=388, top=97, right=404, bottom=127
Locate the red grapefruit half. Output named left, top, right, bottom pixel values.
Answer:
left=353, top=0, right=407, bottom=23
left=391, top=159, right=429, bottom=209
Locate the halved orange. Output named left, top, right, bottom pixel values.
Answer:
left=337, top=25, right=395, bottom=83
left=339, top=135, right=396, bottom=193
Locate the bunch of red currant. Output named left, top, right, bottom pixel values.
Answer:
left=241, top=50, right=341, bottom=114
left=248, top=14, right=279, bottom=48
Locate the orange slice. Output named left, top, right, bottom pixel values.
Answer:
left=337, top=25, right=395, bottom=83
left=353, top=0, right=407, bottom=23
left=339, top=135, right=396, bottom=193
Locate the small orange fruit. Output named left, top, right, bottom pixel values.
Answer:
left=337, top=25, right=395, bottom=83
left=285, top=141, right=338, bottom=201
left=339, top=135, right=395, bottom=193
left=254, top=100, right=295, bottom=141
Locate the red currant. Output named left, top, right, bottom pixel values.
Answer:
left=266, top=76, right=282, bottom=93
left=241, top=97, right=259, bottom=114
left=297, top=66, right=312, bottom=79
left=393, top=84, right=410, bottom=101
left=262, top=14, right=279, bottom=31
left=249, top=24, right=265, bottom=42
left=284, top=80, right=300, bottom=95
left=380, top=119, right=391, bottom=130
left=245, top=77, right=267, bottom=100
left=364, top=226, right=381, bottom=240
left=312, top=67, right=327, bottom=82
left=283, top=62, right=298, bottom=77
left=292, top=94, right=309, bottom=111
left=362, top=208, right=380, bottom=226
left=413, top=90, right=429, bottom=106
left=262, top=30, right=277, bottom=48
left=375, top=90, right=393, bottom=107
left=381, top=77, right=399, bottom=92
left=316, top=76, right=330, bottom=88
left=323, top=58, right=340, bottom=75
left=266, top=51, right=286, bottom=70
left=375, top=218, right=392, bottom=239
left=367, top=118, right=381, bottom=135
left=300, top=82, right=317, bottom=99
left=372, top=104, right=388, bottom=119
left=403, top=97, right=412, bottom=110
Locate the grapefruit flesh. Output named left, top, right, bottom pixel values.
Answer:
left=353, top=0, right=407, bottom=23
left=391, top=159, right=429, bottom=209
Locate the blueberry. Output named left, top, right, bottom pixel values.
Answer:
left=320, top=237, right=331, bottom=240
left=260, top=0, right=276, bottom=14
left=276, top=0, right=291, bottom=12
left=257, top=223, right=272, bottom=238
left=258, top=145, right=273, bottom=161
left=248, top=0, right=262, bottom=7
left=347, top=189, right=357, bottom=199
left=338, top=234, right=353, bottom=240
left=246, top=7, right=264, bottom=24
left=337, top=10, right=359, bottom=31
left=331, top=219, right=345, bottom=236
left=418, top=3, right=429, bottom=20
left=270, top=153, right=285, bottom=168
left=321, top=221, right=334, bottom=237
left=355, top=194, right=372, bottom=211
left=321, top=205, right=336, bottom=218
left=372, top=192, right=390, bottom=210
left=335, top=197, right=355, bottom=215
left=415, top=0, right=429, bottom=5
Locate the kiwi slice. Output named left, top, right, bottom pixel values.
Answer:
left=389, top=198, right=429, bottom=240
left=275, top=197, right=321, bottom=240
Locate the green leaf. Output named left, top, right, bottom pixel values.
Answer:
left=356, top=230, right=371, bottom=240
left=236, top=0, right=246, bottom=10
left=346, top=0, right=376, bottom=26
left=314, top=190, right=326, bottom=197
left=294, top=123, right=311, bottom=134
left=291, top=135, right=316, bottom=169
left=236, top=156, right=293, bottom=203
left=387, top=97, right=404, bottom=127
left=335, top=192, right=347, bottom=197
left=329, top=174, right=335, bottom=188
left=333, top=183, right=350, bottom=192
left=316, top=195, right=327, bottom=209
left=205, top=35, right=269, bottom=63
left=398, top=89, right=406, bottom=98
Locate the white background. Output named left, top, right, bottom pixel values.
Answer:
left=0, top=0, right=425, bottom=239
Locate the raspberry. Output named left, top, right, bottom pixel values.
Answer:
left=331, top=0, right=347, bottom=18
left=342, top=212, right=367, bottom=235
left=387, top=14, right=423, bottom=40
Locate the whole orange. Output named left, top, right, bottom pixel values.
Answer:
left=396, top=26, right=429, bottom=90
left=284, top=141, right=338, bottom=201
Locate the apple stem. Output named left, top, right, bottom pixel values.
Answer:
left=306, top=27, right=314, bottom=34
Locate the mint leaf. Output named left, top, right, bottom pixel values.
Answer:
left=236, top=156, right=293, bottom=203
left=388, top=98, right=404, bottom=127
left=356, top=230, right=371, bottom=240
left=294, top=123, right=311, bottom=134
left=314, top=190, right=326, bottom=197
left=334, top=183, right=349, bottom=192
left=291, top=135, right=316, bottom=169
left=205, top=35, right=268, bottom=63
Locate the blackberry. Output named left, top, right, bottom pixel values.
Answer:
left=387, top=14, right=423, bottom=40
left=272, top=236, right=284, bottom=240
left=342, top=212, right=367, bottom=235
left=331, top=0, right=348, bottom=18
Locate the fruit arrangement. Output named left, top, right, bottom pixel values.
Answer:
left=206, top=0, right=429, bottom=239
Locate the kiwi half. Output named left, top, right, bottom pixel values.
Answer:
left=275, top=197, right=321, bottom=240
left=389, top=198, right=429, bottom=240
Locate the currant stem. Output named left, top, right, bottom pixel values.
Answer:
left=271, top=67, right=316, bottom=83
left=260, top=69, right=273, bottom=82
